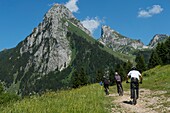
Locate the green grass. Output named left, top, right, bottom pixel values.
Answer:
left=1, top=65, right=170, bottom=113
left=115, top=65, right=170, bottom=94
left=110, top=65, right=170, bottom=97
left=141, top=65, right=170, bottom=95
left=100, top=46, right=135, bottom=63
left=0, top=84, right=109, bottom=113
left=109, top=65, right=170, bottom=112
left=141, top=65, right=170, bottom=111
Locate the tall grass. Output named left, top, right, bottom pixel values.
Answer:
left=141, top=65, right=170, bottom=94
left=0, top=84, right=109, bottom=113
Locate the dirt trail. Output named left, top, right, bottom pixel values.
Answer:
left=109, top=88, right=170, bottom=113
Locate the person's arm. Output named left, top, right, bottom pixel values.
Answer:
left=120, top=75, right=122, bottom=83
left=126, top=75, right=129, bottom=83
left=138, top=71, right=142, bottom=84
left=139, top=75, right=143, bottom=84
left=126, top=71, right=130, bottom=83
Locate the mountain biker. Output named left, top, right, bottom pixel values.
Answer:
left=114, top=72, right=123, bottom=96
left=126, top=66, right=142, bottom=100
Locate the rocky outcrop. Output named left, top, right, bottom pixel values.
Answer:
left=148, top=34, right=169, bottom=48
left=98, top=25, right=145, bottom=54
left=19, top=4, right=90, bottom=74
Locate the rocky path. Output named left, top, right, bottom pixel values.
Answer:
left=109, top=88, right=170, bottom=113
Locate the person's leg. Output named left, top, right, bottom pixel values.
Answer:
left=120, top=83, right=123, bottom=91
left=136, top=82, right=139, bottom=99
left=104, top=84, right=106, bottom=91
left=116, top=82, right=119, bottom=94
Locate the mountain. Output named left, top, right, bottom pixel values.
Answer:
left=148, top=34, right=169, bottom=48
left=0, top=4, right=125, bottom=96
left=98, top=25, right=170, bottom=55
left=98, top=25, right=146, bottom=54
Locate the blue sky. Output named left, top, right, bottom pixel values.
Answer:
left=0, top=0, right=170, bottom=51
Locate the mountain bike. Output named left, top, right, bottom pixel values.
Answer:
left=131, top=83, right=137, bottom=105
left=126, top=80, right=139, bottom=105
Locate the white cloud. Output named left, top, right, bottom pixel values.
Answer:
left=65, top=0, right=79, bottom=13
left=138, top=5, right=163, bottom=18
left=81, top=17, right=102, bottom=35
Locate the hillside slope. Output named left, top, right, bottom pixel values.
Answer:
left=0, top=84, right=109, bottom=113
left=110, top=65, right=170, bottom=113
left=1, top=65, right=169, bottom=113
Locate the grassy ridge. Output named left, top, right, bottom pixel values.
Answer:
left=121, top=65, right=170, bottom=95
left=0, top=84, right=109, bottom=113
left=109, top=65, right=170, bottom=112
left=141, top=65, right=170, bottom=95
left=67, top=20, right=135, bottom=63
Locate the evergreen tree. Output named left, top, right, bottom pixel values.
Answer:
left=115, top=64, right=126, bottom=81
left=79, top=68, right=88, bottom=86
left=109, top=68, right=114, bottom=85
left=148, top=50, right=162, bottom=69
left=164, top=37, right=170, bottom=64
left=123, top=60, right=133, bottom=74
left=135, top=54, right=146, bottom=72
left=71, top=68, right=88, bottom=88
left=156, top=43, right=167, bottom=64
left=71, top=70, right=80, bottom=88
left=96, top=69, right=104, bottom=83
left=0, top=83, right=3, bottom=94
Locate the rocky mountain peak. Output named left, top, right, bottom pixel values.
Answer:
left=99, top=25, right=144, bottom=54
left=101, top=25, right=115, bottom=38
left=148, top=34, right=169, bottom=48
left=45, top=4, right=74, bottom=20
left=19, top=3, right=87, bottom=74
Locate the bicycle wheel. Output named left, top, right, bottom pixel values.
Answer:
left=132, top=89, right=137, bottom=105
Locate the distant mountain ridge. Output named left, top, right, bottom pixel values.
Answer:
left=148, top=34, right=169, bottom=48
left=98, top=25, right=169, bottom=54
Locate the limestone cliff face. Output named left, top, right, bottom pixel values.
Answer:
left=19, top=4, right=90, bottom=74
left=98, top=25, right=145, bottom=54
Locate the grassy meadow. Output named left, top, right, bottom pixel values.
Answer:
left=141, top=65, right=170, bottom=94
left=0, top=84, right=110, bottom=113
left=0, top=65, right=170, bottom=113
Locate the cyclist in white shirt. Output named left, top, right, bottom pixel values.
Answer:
left=126, top=67, right=142, bottom=99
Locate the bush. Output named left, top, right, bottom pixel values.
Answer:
left=0, top=83, right=3, bottom=94
left=0, top=83, right=19, bottom=105
left=0, top=93, right=19, bottom=105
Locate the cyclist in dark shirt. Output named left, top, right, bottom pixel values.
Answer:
left=114, top=72, right=123, bottom=96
